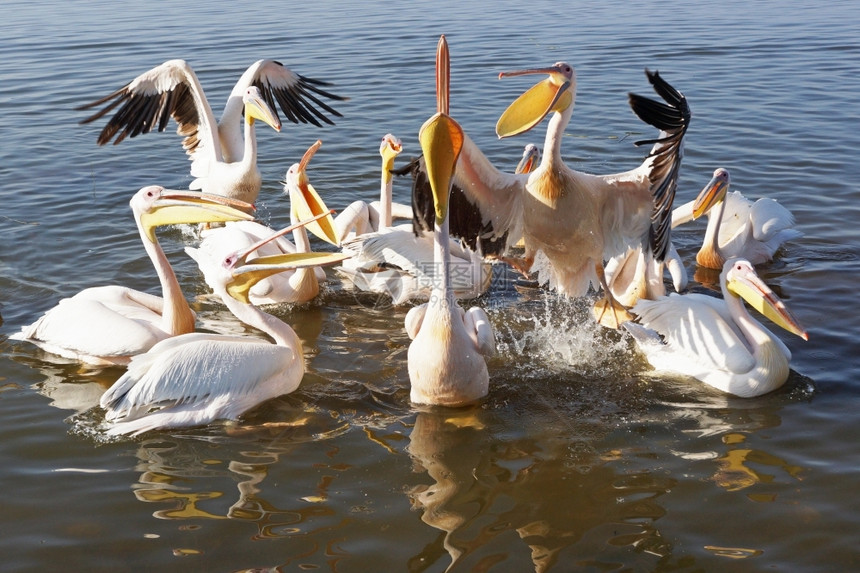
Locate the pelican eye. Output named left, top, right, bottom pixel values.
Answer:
left=223, top=254, right=239, bottom=269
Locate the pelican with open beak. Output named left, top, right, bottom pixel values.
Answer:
left=187, top=139, right=340, bottom=305
left=100, top=211, right=351, bottom=436
left=407, top=58, right=691, bottom=329
left=12, top=187, right=255, bottom=365
left=404, top=36, right=496, bottom=407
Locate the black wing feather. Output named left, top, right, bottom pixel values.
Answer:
left=627, top=69, right=691, bottom=262
left=396, top=156, right=508, bottom=257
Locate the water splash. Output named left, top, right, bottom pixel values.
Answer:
left=493, top=291, right=635, bottom=380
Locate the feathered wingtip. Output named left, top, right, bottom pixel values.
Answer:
left=252, top=73, right=348, bottom=128
left=627, top=69, right=691, bottom=138
left=622, top=320, right=664, bottom=347
left=627, top=70, right=692, bottom=263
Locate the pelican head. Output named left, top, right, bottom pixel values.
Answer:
left=693, top=167, right=731, bottom=219
left=283, top=139, right=339, bottom=245
left=242, top=86, right=281, bottom=132
left=215, top=212, right=351, bottom=303
left=379, top=133, right=403, bottom=184
left=723, top=258, right=809, bottom=340
left=515, top=143, right=541, bottom=174
left=495, top=62, right=575, bottom=138
left=419, top=35, right=464, bottom=225
left=132, top=185, right=255, bottom=242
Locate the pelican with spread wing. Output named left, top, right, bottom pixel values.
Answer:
left=77, top=59, right=347, bottom=203
left=410, top=63, right=691, bottom=327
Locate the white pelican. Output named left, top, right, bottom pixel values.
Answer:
left=100, top=214, right=351, bottom=436
left=672, top=167, right=802, bottom=269
left=185, top=139, right=340, bottom=305
left=77, top=59, right=347, bottom=203
left=411, top=63, right=691, bottom=328
left=333, top=142, right=539, bottom=305
left=405, top=36, right=496, bottom=407
left=333, top=133, right=413, bottom=242
left=624, top=258, right=808, bottom=397
left=516, top=143, right=541, bottom=175
left=336, top=227, right=491, bottom=305
left=11, top=187, right=255, bottom=366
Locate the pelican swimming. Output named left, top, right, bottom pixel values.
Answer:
left=672, top=167, right=802, bottom=269
left=624, top=258, right=808, bottom=397
left=410, top=62, right=691, bottom=328
left=334, top=142, right=539, bottom=305
left=334, top=133, right=413, bottom=242
left=11, top=187, right=254, bottom=366
left=186, top=139, right=340, bottom=305
left=336, top=225, right=491, bottom=305
left=100, top=214, right=351, bottom=436
left=77, top=59, right=347, bottom=203
left=405, top=36, right=496, bottom=407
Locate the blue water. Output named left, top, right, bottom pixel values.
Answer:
left=2, top=1, right=860, bottom=571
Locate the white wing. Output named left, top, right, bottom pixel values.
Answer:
left=463, top=307, right=496, bottom=357
left=632, top=293, right=757, bottom=375
left=340, top=227, right=488, bottom=303
left=404, top=303, right=428, bottom=340
left=77, top=59, right=221, bottom=166
left=101, top=333, right=300, bottom=433
left=748, top=196, right=800, bottom=243
left=12, top=286, right=170, bottom=364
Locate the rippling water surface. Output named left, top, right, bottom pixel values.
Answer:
left=2, top=1, right=859, bottom=571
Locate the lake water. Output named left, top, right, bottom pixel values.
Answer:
left=2, top=1, right=859, bottom=571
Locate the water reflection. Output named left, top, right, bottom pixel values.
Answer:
left=130, top=431, right=338, bottom=540
left=13, top=350, right=117, bottom=414
left=657, top=392, right=810, bottom=505
left=32, top=365, right=106, bottom=414
left=712, top=433, right=806, bottom=494
left=405, top=409, right=676, bottom=572
left=406, top=410, right=496, bottom=570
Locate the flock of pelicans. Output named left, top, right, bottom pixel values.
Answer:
left=12, top=37, right=809, bottom=436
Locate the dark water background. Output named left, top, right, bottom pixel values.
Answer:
left=1, top=1, right=859, bottom=571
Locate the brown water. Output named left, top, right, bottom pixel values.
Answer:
left=1, top=1, right=859, bottom=571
